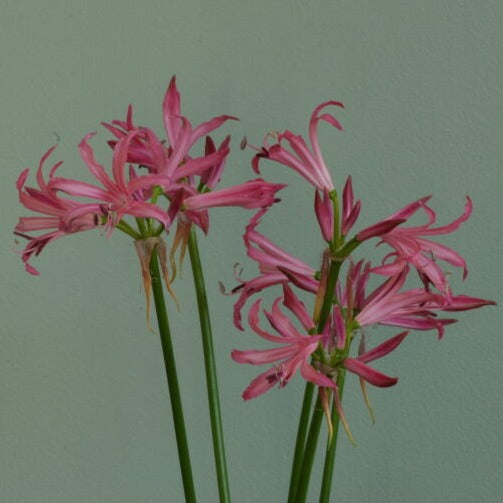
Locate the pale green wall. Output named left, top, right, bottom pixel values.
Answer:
left=1, top=1, right=502, bottom=501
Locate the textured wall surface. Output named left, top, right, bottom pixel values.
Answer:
left=1, top=1, right=501, bottom=502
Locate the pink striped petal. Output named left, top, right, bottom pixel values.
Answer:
left=314, top=189, right=333, bottom=242
left=241, top=367, right=280, bottom=400
left=50, top=178, right=111, bottom=201
left=184, top=179, right=285, bottom=211
left=357, top=331, right=408, bottom=364
left=163, top=75, right=182, bottom=145
left=421, top=197, right=472, bottom=236
left=300, top=361, right=336, bottom=389
left=247, top=299, right=290, bottom=343
left=282, top=284, right=315, bottom=331
left=357, top=218, right=405, bottom=242
left=78, top=133, right=116, bottom=192
left=231, top=346, right=298, bottom=365
left=342, top=200, right=361, bottom=236
left=333, top=305, right=346, bottom=349
left=385, top=196, right=432, bottom=220
left=189, top=115, right=238, bottom=147
left=233, top=273, right=287, bottom=330
left=265, top=298, right=303, bottom=339
left=443, top=294, right=497, bottom=311
left=16, top=217, right=60, bottom=232
left=174, top=146, right=230, bottom=180
left=343, top=359, right=398, bottom=387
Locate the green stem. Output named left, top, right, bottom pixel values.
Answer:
left=149, top=248, right=197, bottom=503
left=187, top=227, right=231, bottom=503
left=291, top=258, right=343, bottom=503
left=287, top=382, right=315, bottom=503
left=135, top=217, right=148, bottom=237
left=318, top=370, right=347, bottom=503
left=318, top=260, right=342, bottom=329
left=294, top=397, right=324, bottom=503
left=116, top=219, right=142, bottom=240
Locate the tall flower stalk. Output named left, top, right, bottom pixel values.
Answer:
left=187, top=226, right=231, bottom=502
left=149, top=244, right=197, bottom=503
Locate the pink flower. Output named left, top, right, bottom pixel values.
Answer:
left=353, top=267, right=457, bottom=338
left=251, top=101, right=344, bottom=191
left=350, top=264, right=494, bottom=339
left=14, top=146, right=97, bottom=275
left=49, top=131, right=172, bottom=235
left=360, top=196, right=473, bottom=295
left=232, top=210, right=318, bottom=330
left=163, top=76, right=237, bottom=151
left=232, top=285, right=408, bottom=443
left=103, top=76, right=236, bottom=180
left=231, top=295, right=334, bottom=400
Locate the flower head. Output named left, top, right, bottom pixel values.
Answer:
left=14, top=146, right=97, bottom=275
left=232, top=209, right=318, bottom=330
left=359, top=196, right=473, bottom=295
left=50, top=131, right=172, bottom=236
left=250, top=101, right=344, bottom=191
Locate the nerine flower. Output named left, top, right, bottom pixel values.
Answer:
left=232, top=210, right=318, bottom=330
left=49, top=131, right=172, bottom=235
left=231, top=296, right=330, bottom=400
left=251, top=101, right=344, bottom=191
left=103, top=76, right=236, bottom=179
left=345, top=261, right=494, bottom=338
left=233, top=285, right=412, bottom=439
left=361, top=196, right=473, bottom=295
left=354, top=268, right=455, bottom=338
left=14, top=146, right=97, bottom=275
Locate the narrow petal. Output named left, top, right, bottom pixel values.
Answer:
left=78, top=133, right=116, bottom=192
left=314, top=189, right=333, bottom=242
left=357, top=331, right=408, bottom=364
left=233, top=273, right=287, bottom=330
left=174, top=146, right=230, bottom=180
left=344, top=359, right=398, bottom=387
left=300, top=361, right=336, bottom=389
left=342, top=200, right=361, bottom=236
left=184, top=179, right=285, bottom=211
left=231, top=346, right=297, bottom=365
left=189, top=115, right=238, bottom=147
left=282, top=284, right=315, bottom=331
left=247, top=299, right=290, bottom=343
left=421, top=197, right=472, bottom=236
left=163, top=116, right=192, bottom=178
left=265, top=297, right=303, bottom=339
left=385, top=196, right=432, bottom=221
left=357, top=218, right=406, bottom=242
left=15, top=216, right=60, bottom=232
left=128, top=201, right=171, bottom=228
left=333, top=305, right=346, bottom=349
left=342, top=175, right=354, bottom=219
left=443, top=294, right=496, bottom=311
left=50, top=178, right=111, bottom=201
left=163, top=75, right=182, bottom=145
left=241, top=367, right=280, bottom=400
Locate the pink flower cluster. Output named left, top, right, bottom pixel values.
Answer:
left=14, top=77, right=284, bottom=275
left=232, top=101, right=494, bottom=431
left=14, top=81, right=494, bottom=433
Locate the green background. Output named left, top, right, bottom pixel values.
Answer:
left=1, top=1, right=501, bottom=501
